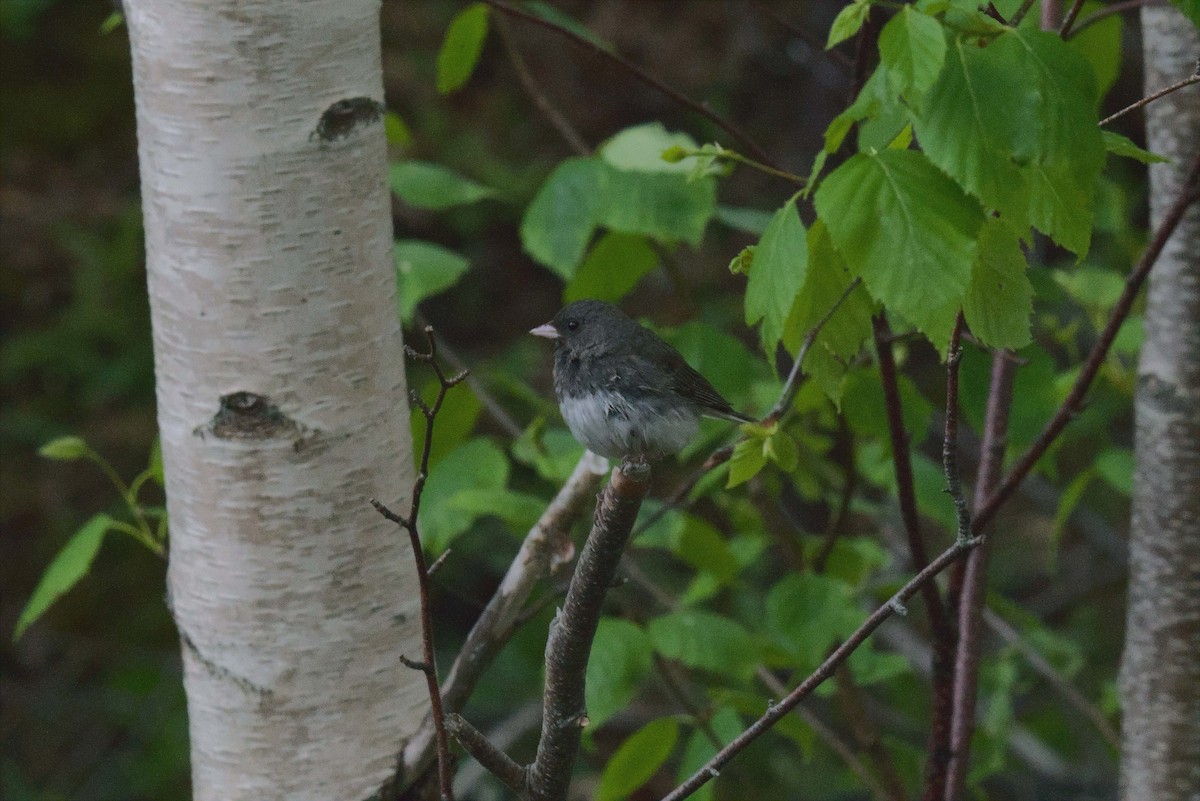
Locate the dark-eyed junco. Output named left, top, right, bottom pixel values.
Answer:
left=530, top=300, right=754, bottom=460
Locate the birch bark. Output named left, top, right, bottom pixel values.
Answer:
left=125, top=3, right=425, bottom=799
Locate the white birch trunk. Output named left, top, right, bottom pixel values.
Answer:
left=124, top=2, right=427, bottom=799
left=1119, top=8, right=1200, bottom=801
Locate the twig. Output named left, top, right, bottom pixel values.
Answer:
left=525, top=459, right=652, bottom=801
left=413, top=311, right=523, bottom=440
left=403, top=451, right=608, bottom=777
left=757, top=666, right=895, bottom=801
left=942, top=314, right=972, bottom=546
left=494, top=13, right=591, bottom=157
left=372, top=327, right=468, bottom=801
left=445, top=714, right=527, bottom=795
left=1067, top=0, right=1166, bottom=38
left=871, top=315, right=949, bottom=632
left=1099, top=73, right=1200, bottom=127
left=970, top=151, right=1200, bottom=537
left=766, top=278, right=862, bottom=422
left=480, top=0, right=779, bottom=169
left=982, top=609, right=1120, bottom=750
left=661, top=535, right=983, bottom=801
left=944, top=353, right=1017, bottom=801
left=1057, top=0, right=1088, bottom=36
left=1007, top=0, right=1039, bottom=27
left=921, top=314, right=970, bottom=800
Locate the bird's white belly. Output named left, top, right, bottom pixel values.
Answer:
left=559, top=390, right=698, bottom=459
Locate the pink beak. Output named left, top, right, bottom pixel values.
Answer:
left=530, top=322, right=559, bottom=339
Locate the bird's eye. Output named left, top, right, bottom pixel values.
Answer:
left=566, top=320, right=579, bottom=331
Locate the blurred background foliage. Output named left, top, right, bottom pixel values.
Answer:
left=0, top=1, right=1158, bottom=799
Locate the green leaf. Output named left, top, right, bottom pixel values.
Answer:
left=676, top=707, right=742, bottom=801
left=727, top=436, right=768, bottom=488
left=512, top=420, right=586, bottom=483
left=563, top=232, right=659, bottom=303
left=781, top=219, right=875, bottom=405
left=647, top=609, right=758, bottom=680
left=764, top=429, right=799, bottom=472
left=384, top=112, right=412, bottom=147
left=39, top=435, right=89, bottom=461
left=417, top=438, right=510, bottom=553
left=914, top=29, right=1103, bottom=257
left=148, top=438, right=164, bottom=486
left=744, top=200, right=808, bottom=351
left=1067, top=2, right=1122, bottom=101
left=1095, top=447, right=1134, bottom=494
left=963, top=219, right=1033, bottom=350
left=597, top=718, right=679, bottom=801
left=389, top=161, right=495, bottom=210
left=599, top=123, right=699, bottom=174
left=14, top=514, right=114, bottom=641
left=671, top=514, right=739, bottom=583
left=1102, top=131, right=1169, bottom=164
left=842, top=368, right=933, bottom=447
left=766, top=573, right=864, bottom=670
left=436, top=3, right=490, bottom=94
left=521, top=153, right=716, bottom=279
left=99, top=11, right=123, bottom=35
left=520, top=159, right=604, bottom=278
left=878, top=6, right=947, bottom=101
left=815, top=150, right=984, bottom=354
left=586, top=619, right=653, bottom=730
left=827, top=1, right=871, bottom=49
left=410, top=379, right=482, bottom=471
left=394, top=240, right=471, bottom=323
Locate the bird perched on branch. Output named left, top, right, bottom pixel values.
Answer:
left=531, top=300, right=754, bottom=460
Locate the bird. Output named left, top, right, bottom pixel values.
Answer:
left=530, top=300, right=755, bottom=460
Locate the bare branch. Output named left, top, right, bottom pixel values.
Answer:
left=661, top=535, right=983, bottom=801
left=1099, top=73, right=1200, bottom=127
left=944, top=353, right=1017, bottom=801
left=525, top=459, right=652, bottom=801
left=1067, top=0, right=1167, bottom=38
left=1057, top=0, right=1088, bottom=36
left=445, top=714, right=527, bottom=796
left=402, top=452, right=608, bottom=777
left=373, top=327, right=466, bottom=801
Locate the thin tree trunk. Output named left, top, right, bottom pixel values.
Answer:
left=1119, top=8, right=1200, bottom=801
left=124, top=2, right=426, bottom=799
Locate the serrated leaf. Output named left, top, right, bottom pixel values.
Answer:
left=564, top=232, right=658, bottom=303
left=728, top=246, right=755, bottom=275
left=744, top=200, right=807, bottom=350
left=389, top=161, right=495, bottom=210
left=394, top=240, right=471, bottom=323
left=963, top=220, right=1033, bottom=350
left=587, top=618, right=653, bottom=730
left=815, top=150, right=983, bottom=354
left=764, top=429, right=799, bottom=472
left=436, top=3, right=490, bottom=94
left=828, top=1, right=871, bottom=48
left=727, top=436, right=768, bottom=488
left=879, top=6, right=947, bottom=100
left=14, top=514, right=114, bottom=641
left=1067, top=1, right=1123, bottom=100
left=781, top=220, right=875, bottom=405
left=1102, top=131, right=1169, bottom=164
left=647, top=609, right=758, bottom=679
left=597, top=718, right=679, bottom=801
left=914, top=29, right=1103, bottom=257
left=38, top=436, right=89, bottom=461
